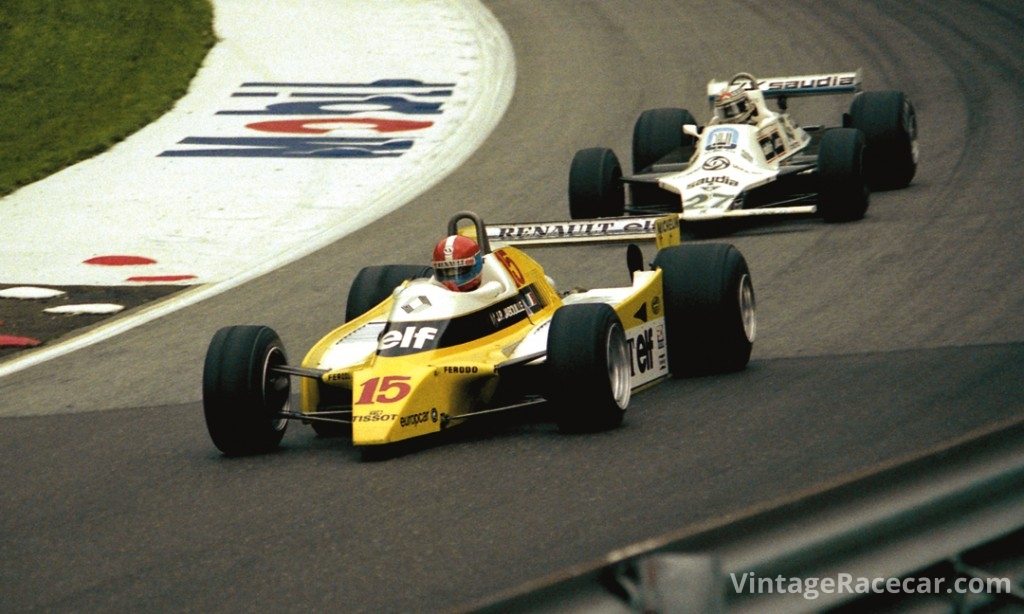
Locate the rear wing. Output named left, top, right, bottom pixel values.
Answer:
left=707, top=70, right=861, bottom=104
left=462, top=215, right=681, bottom=249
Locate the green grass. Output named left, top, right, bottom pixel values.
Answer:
left=0, top=0, right=214, bottom=197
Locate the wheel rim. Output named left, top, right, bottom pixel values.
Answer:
left=738, top=273, right=756, bottom=342
left=262, top=345, right=290, bottom=432
left=905, top=104, right=919, bottom=165
left=606, top=323, right=631, bottom=409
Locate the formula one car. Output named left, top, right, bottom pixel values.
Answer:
left=568, top=71, right=918, bottom=224
left=201, top=211, right=756, bottom=457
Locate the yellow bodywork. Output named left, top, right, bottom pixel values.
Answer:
left=298, top=247, right=563, bottom=446
left=298, top=243, right=669, bottom=446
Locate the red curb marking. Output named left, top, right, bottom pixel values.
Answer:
left=246, top=117, right=433, bottom=134
left=0, top=335, right=41, bottom=348
left=85, top=255, right=157, bottom=266
left=126, top=275, right=197, bottom=283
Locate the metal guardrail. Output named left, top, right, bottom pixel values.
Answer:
left=467, top=419, right=1024, bottom=613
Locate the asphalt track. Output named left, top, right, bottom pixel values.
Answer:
left=2, top=1, right=1023, bottom=611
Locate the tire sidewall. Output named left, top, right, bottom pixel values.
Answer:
left=203, top=325, right=290, bottom=455
left=818, top=128, right=869, bottom=223
left=568, top=147, right=625, bottom=219
left=654, top=244, right=754, bottom=375
left=849, top=90, right=917, bottom=189
left=546, top=303, right=629, bottom=432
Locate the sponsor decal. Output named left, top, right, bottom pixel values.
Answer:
left=352, top=409, right=397, bottom=422
left=378, top=326, right=439, bottom=351
left=377, top=285, right=544, bottom=356
left=651, top=295, right=661, bottom=316
left=764, top=74, right=856, bottom=91
left=627, top=321, right=668, bottom=385
left=702, top=156, right=730, bottom=171
left=629, top=327, right=655, bottom=376
left=491, top=218, right=660, bottom=241
left=706, top=127, right=738, bottom=151
left=160, top=79, right=451, bottom=158
left=687, top=176, right=739, bottom=189
left=400, top=410, right=430, bottom=428
left=441, top=365, right=480, bottom=374
left=759, top=129, right=787, bottom=161
left=326, top=372, right=351, bottom=383
left=401, top=295, right=432, bottom=314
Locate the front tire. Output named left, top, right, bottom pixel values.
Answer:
left=568, top=147, right=625, bottom=219
left=203, top=325, right=290, bottom=456
left=654, top=244, right=755, bottom=375
left=546, top=304, right=631, bottom=432
left=818, top=128, right=870, bottom=223
left=632, top=107, right=697, bottom=173
left=631, top=108, right=696, bottom=209
left=849, top=90, right=918, bottom=189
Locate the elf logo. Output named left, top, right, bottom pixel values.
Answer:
left=628, top=327, right=655, bottom=376
left=378, top=325, right=439, bottom=352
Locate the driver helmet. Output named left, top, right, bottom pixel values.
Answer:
left=714, top=86, right=756, bottom=124
left=432, top=235, right=483, bottom=291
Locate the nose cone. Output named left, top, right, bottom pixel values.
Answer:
left=350, top=364, right=442, bottom=446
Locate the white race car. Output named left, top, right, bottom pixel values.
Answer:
left=567, top=71, right=918, bottom=225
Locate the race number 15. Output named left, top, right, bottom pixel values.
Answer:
left=356, top=376, right=411, bottom=404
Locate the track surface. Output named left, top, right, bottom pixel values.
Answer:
left=2, top=1, right=1023, bottom=610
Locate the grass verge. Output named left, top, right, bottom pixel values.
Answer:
left=0, top=0, right=214, bottom=197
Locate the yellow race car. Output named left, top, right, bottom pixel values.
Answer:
left=201, top=211, right=755, bottom=457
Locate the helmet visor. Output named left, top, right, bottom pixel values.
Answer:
left=434, top=254, right=483, bottom=287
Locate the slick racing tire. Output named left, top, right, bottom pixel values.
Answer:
left=345, top=264, right=434, bottom=322
left=568, top=147, right=625, bottom=219
left=654, top=244, right=755, bottom=375
left=818, top=128, right=870, bottom=223
left=848, top=90, right=918, bottom=190
left=546, top=303, right=631, bottom=433
left=203, top=325, right=290, bottom=456
left=632, top=107, right=697, bottom=173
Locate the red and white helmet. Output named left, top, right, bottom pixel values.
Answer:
left=432, top=235, right=483, bottom=291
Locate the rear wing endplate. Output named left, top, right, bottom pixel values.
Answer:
left=707, top=70, right=861, bottom=103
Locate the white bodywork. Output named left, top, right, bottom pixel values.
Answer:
left=661, top=120, right=808, bottom=220
left=657, top=87, right=814, bottom=221
left=652, top=71, right=862, bottom=221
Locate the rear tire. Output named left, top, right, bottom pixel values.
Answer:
left=568, top=147, right=625, bottom=219
left=203, top=325, right=290, bottom=456
left=346, top=264, right=433, bottom=322
left=546, top=304, right=630, bottom=432
left=654, top=244, right=755, bottom=375
left=849, top=90, right=918, bottom=189
left=818, top=128, right=869, bottom=223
